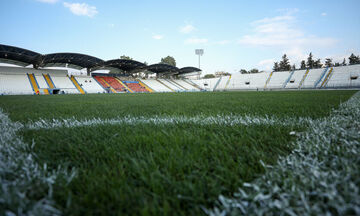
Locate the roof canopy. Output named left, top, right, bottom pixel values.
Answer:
left=0, top=44, right=201, bottom=74
left=178, top=67, right=201, bottom=74
left=92, top=59, right=146, bottom=73
left=0, top=44, right=41, bottom=67
left=146, top=63, right=179, bottom=74
left=41, top=53, right=104, bottom=70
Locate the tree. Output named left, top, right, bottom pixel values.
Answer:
left=273, top=62, right=279, bottom=72
left=291, top=64, right=296, bottom=70
left=313, top=59, right=322, bottom=68
left=349, top=53, right=360, bottom=65
left=342, top=58, right=346, bottom=66
left=249, top=68, right=259, bottom=73
left=325, top=58, right=333, bottom=67
left=306, top=52, right=315, bottom=69
left=160, top=56, right=176, bottom=66
left=120, top=55, right=132, bottom=60
left=279, top=54, right=291, bottom=71
left=239, top=69, right=248, bottom=74
left=300, top=60, right=306, bottom=69
left=334, top=62, right=340, bottom=67
left=203, top=74, right=215, bottom=79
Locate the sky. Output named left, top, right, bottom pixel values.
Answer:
left=0, top=0, right=359, bottom=74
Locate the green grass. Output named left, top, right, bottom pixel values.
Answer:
left=0, top=90, right=356, bottom=123
left=0, top=90, right=356, bottom=215
left=22, top=124, right=296, bottom=216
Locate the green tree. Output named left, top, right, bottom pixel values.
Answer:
left=291, top=64, right=296, bottom=70
left=313, top=59, right=322, bottom=68
left=160, top=56, right=176, bottom=66
left=273, top=62, right=279, bottom=72
left=349, top=53, right=360, bottom=65
left=342, top=58, right=346, bottom=66
left=300, top=60, right=306, bottom=69
left=203, top=74, right=215, bottom=79
left=325, top=58, right=333, bottom=67
left=306, top=52, right=314, bottom=69
left=239, top=69, right=248, bottom=74
left=249, top=68, right=259, bottom=73
left=279, top=54, right=291, bottom=71
left=120, top=55, right=132, bottom=60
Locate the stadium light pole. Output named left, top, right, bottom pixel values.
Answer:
left=195, top=49, right=204, bottom=79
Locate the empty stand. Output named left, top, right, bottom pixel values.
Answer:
left=267, top=71, right=289, bottom=89
left=70, top=76, right=86, bottom=94
left=123, top=81, right=148, bottom=93
left=140, top=79, right=172, bottom=92
left=156, top=79, right=176, bottom=92
left=76, top=76, right=106, bottom=93
left=0, top=74, right=34, bottom=95
left=285, top=70, right=306, bottom=89
left=43, top=74, right=56, bottom=88
left=138, top=79, right=154, bottom=92
left=27, top=74, right=40, bottom=95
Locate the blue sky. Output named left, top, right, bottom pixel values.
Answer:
left=0, top=0, right=359, bottom=74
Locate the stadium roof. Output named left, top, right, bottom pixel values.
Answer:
left=0, top=44, right=201, bottom=74
left=91, top=59, right=146, bottom=72
left=146, top=63, right=179, bottom=74
left=179, top=67, right=201, bottom=74
left=0, top=44, right=41, bottom=67
left=41, top=53, right=104, bottom=70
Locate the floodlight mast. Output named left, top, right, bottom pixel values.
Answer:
left=195, top=49, right=204, bottom=79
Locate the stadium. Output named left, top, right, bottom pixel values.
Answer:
left=1, top=1, right=360, bottom=216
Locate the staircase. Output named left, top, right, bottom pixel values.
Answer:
left=320, top=68, right=334, bottom=88
left=156, top=79, right=175, bottom=92
left=43, top=74, right=56, bottom=88
left=224, top=75, right=232, bottom=90
left=282, top=70, right=295, bottom=88
left=115, top=78, right=133, bottom=93
left=298, top=69, right=310, bottom=89
left=27, top=73, right=40, bottom=95
left=264, top=72, right=274, bottom=89
left=183, top=79, right=202, bottom=90
left=169, top=79, right=187, bottom=90
left=137, top=79, right=154, bottom=92
left=69, top=76, right=86, bottom=94
left=314, top=67, right=329, bottom=88
left=213, top=76, right=222, bottom=91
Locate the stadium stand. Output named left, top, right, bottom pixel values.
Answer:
left=93, top=76, right=117, bottom=93
left=137, top=80, right=154, bottom=92
left=193, top=77, right=220, bottom=91
left=51, top=75, right=79, bottom=94
left=302, top=68, right=324, bottom=89
left=75, top=76, right=106, bottom=93
left=100, top=76, right=126, bottom=93
left=285, top=70, right=307, bottom=89
left=267, top=71, right=290, bottom=89
left=156, top=79, right=176, bottom=92
left=69, top=76, right=86, bottom=94
left=140, top=79, right=172, bottom=92
left=123, top=81, right=148, bottom=93
left=0, top=71, right=34, bottom=95
left=172, top=79, right=198, bottom=91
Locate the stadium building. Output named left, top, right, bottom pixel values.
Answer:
left=0, top=44, right=359, bottom=95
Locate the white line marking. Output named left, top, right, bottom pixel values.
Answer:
left=0, top=109, right=75, bottom=215
left=207, top=92, right=360, bottom=215
left=24, top=115, right=313, bottom=130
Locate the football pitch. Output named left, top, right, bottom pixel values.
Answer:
left=0, top=90, right=357, bottom=215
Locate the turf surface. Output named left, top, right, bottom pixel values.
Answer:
left=0, top=90, right=356, bottom=215
left=0, top=90, right=356, bottom=122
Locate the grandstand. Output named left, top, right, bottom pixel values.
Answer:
left=0, top=44, right=360, bottom=95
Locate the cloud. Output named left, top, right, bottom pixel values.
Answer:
left=238, top=13, right=337, bottom=48
left=36, top=0, right=58, bottom=3
left=257, top=59, right=275, bottom=70
left=152, top=34, right=164, bottom=40
left=215, top=40, right=231, bottom=45
left=321, top=12, right=327, bottom=16
left=63, top=2, right=98, bottom=17
left=184, top=38, right=208, bottom=44
left=179, top=24, right=196, bottom=34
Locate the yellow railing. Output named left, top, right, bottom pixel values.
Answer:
left=28, top=73, right=40, bottom=95
left=43, top=74, right=55, bottom=88
left=320, top=68, right=333, bottom=88
left=69, top=76, right=85, bottom=94
left=298, top=69, right=310, bottom=88
left=137, top=79, right=154, bottom=92
left=156, top=79, right=175, bottom=92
